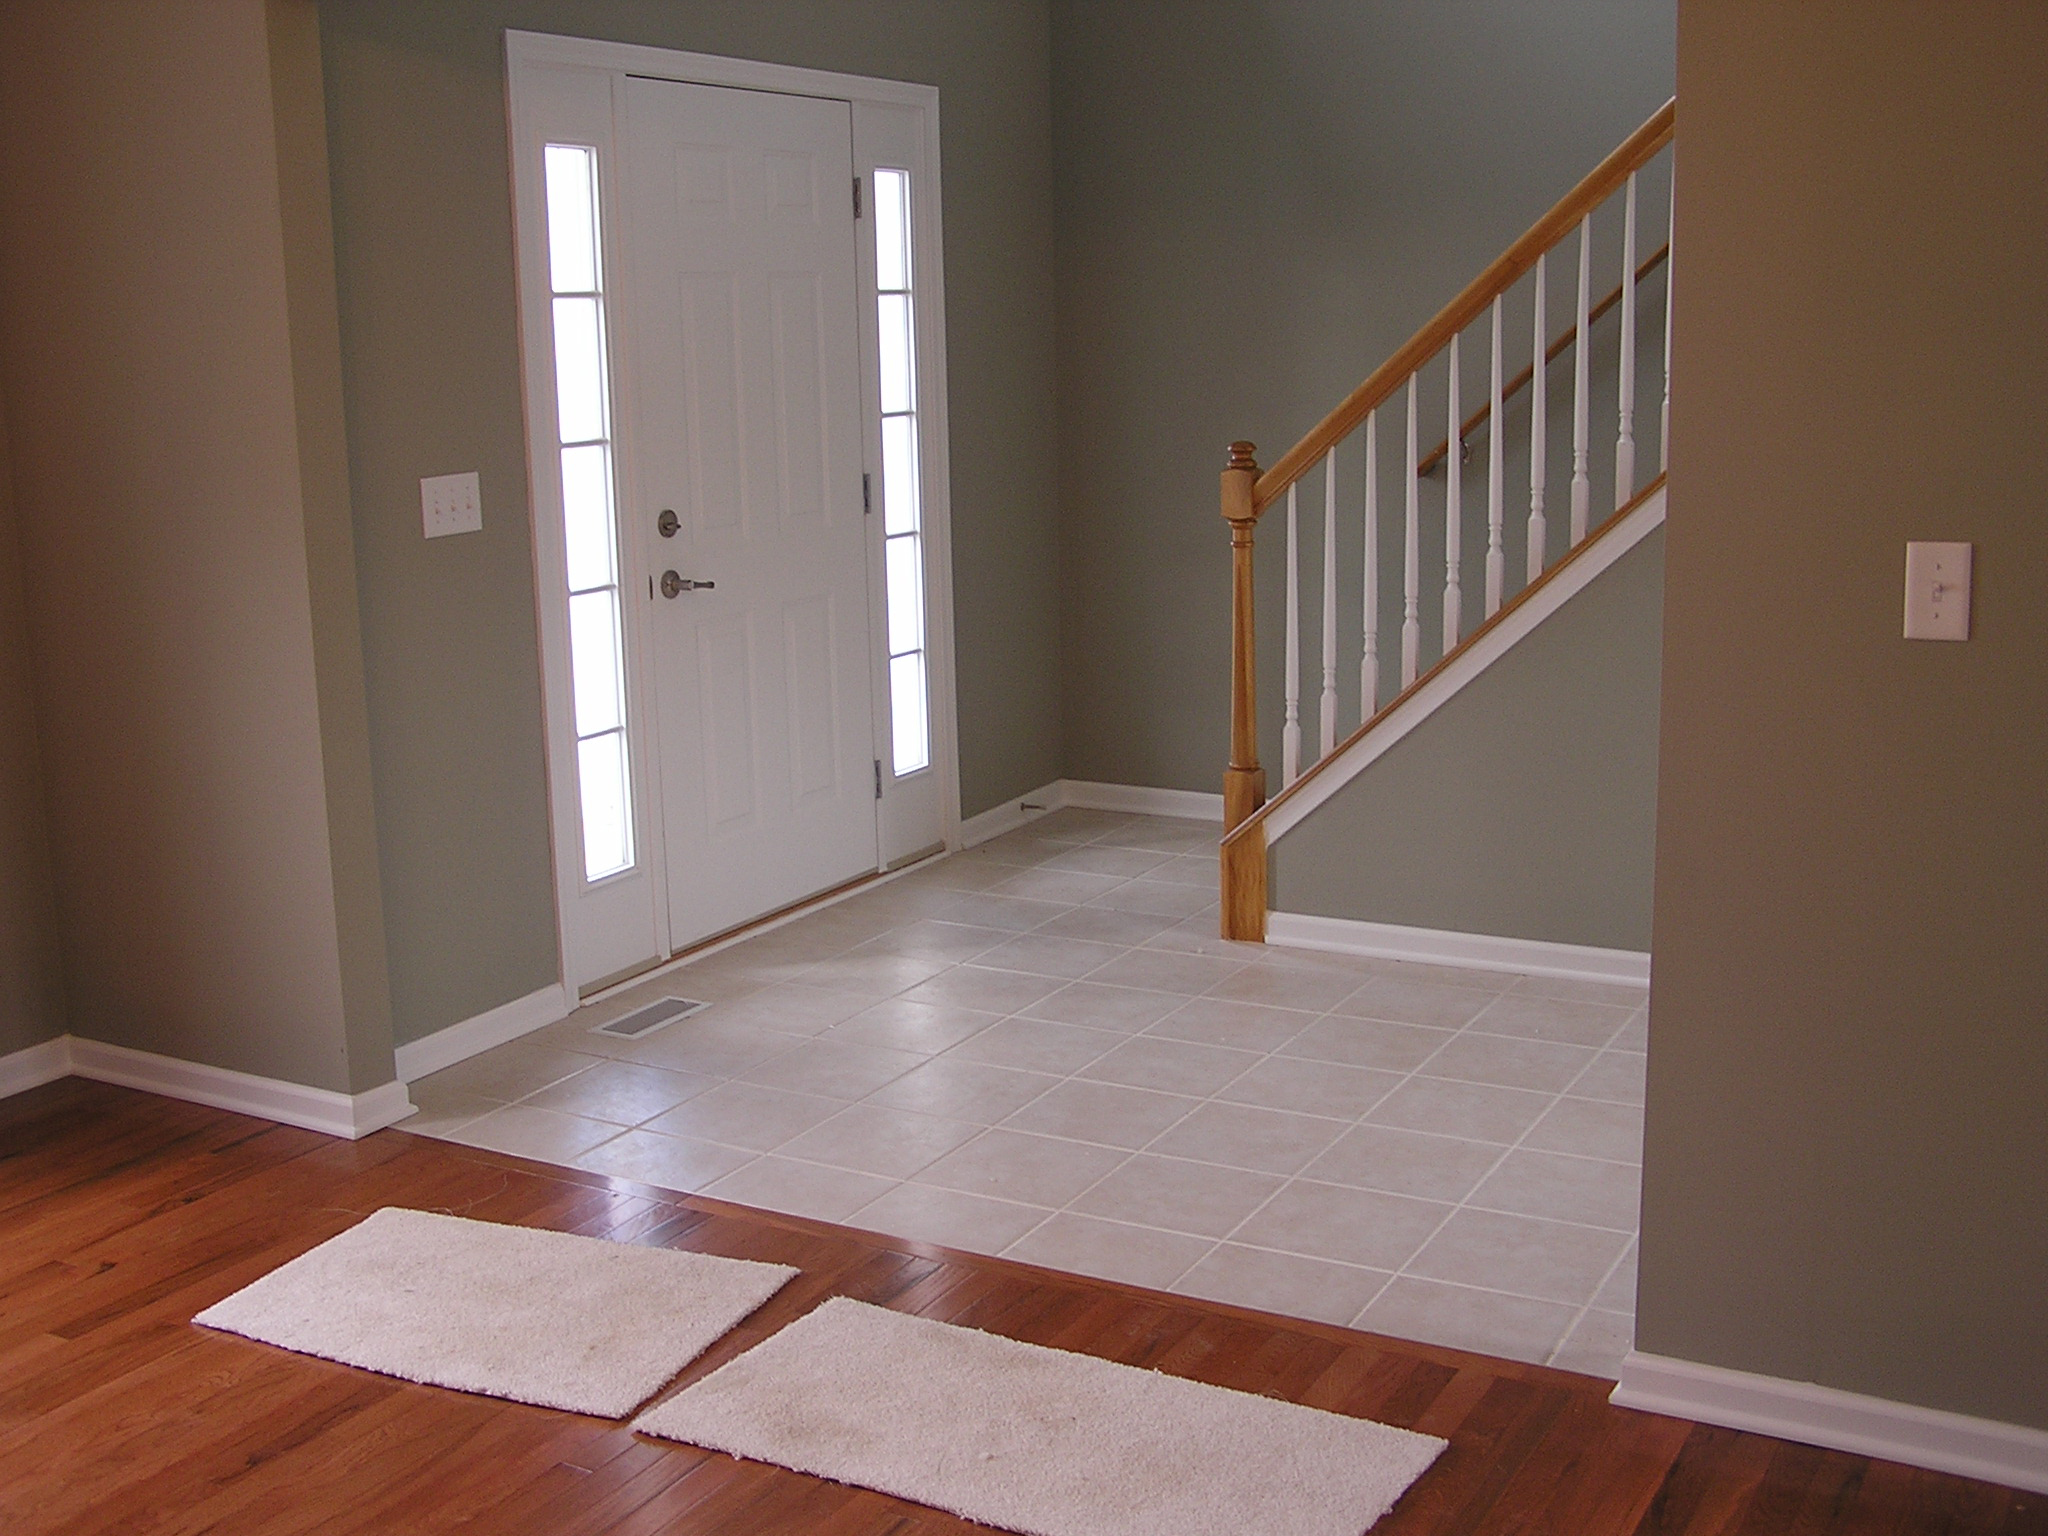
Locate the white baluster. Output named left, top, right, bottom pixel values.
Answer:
left=1571, top=213, right=1592, bottom=543
left=1442, top=334, right=1462, bottom=655
left=1361, top=409, right=1379, bottom=718
left=1283, top=484, right=1301, bottom=785
left=1320, top=447, right=1339, bottom=759
left=1615, top=172, right=1638, bottom=506
left=1486, top=295, right=1505, bottom=616
left=1661, top=174, right=1674, bottom=475
left=1528, top=252, right=1548, bottom=582
left=1401, top=377, right=1421, bottom=687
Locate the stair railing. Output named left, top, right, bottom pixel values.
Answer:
left=1220, top=98, right=1675, bottom=941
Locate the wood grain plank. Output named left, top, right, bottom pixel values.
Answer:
left=0, top=1079, right=2027, bottom=1536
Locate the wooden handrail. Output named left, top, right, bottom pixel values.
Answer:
left=1222, top=472, right=1667, bottom=860
left=1416, top=241, right=1669, bottom=479
left=1250, top=97, right=1674, bottom=514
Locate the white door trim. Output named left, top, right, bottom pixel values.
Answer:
left=505, top=32, right=961, bottom=995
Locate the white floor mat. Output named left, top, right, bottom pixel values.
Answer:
left=194, top=1207, right=795, bottom=1418
left=633, top=1296, right=1444, bottom=1536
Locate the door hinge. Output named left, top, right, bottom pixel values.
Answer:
left=853, top=174, right=862, bottom=218
left=874, top=759, right=883, bottom=800
left=862, top=472, right=871, bottom=514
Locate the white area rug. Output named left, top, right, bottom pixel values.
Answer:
left=634, top=1297, right=1445, bottom=1536
left=194, top=1207, right=796, bottom=1418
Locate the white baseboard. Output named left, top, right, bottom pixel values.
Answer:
left=0, top=1036, right=74, bottom=1099
left=959, top=779, right=1224, bottom=849
left=1267, top=910, right=1650, bottom=986
left=957, top=779, right=1064, bottom=848
left=1058, top=779, right=1223, bottom=822
left=60, top=1037, right=415, bottom=1140
left=1613, top=1350, right=2048, bottom=1494
left=393, top=982, right=570, bottom=1083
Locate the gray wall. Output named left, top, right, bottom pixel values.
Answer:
left=317, top=0, right=1062, bottom=1047
left=1271, top=527, right=1662, bottom=952
left=1051, top=0, right=1675, bottom=793
left=1640, top=3, right=2048, bottom=1428
left=0, top=388, right=65, bottom=1058
left=0, top=0, right=392, bottom=1094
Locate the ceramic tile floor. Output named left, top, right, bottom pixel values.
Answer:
left=409, top=809, right=1646, bottom=1377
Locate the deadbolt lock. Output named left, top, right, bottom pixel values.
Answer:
left=660, top=570, right=714, bottom=598
left=656, top=508, right=680, bottom=538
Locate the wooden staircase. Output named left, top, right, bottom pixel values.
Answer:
left=1218, top=100, right=1676, bottom=941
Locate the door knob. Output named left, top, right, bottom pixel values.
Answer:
left=660, top=570, right=714, bottom=598
left=656, top=509, right=680, bottom=537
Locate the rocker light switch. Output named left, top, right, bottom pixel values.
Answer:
left=421, top=472, right=483, bottom=538
left=1903, top=542, right=1971, bottom=641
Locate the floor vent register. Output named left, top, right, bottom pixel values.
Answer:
left=591, top=997, right=710, bottom=1040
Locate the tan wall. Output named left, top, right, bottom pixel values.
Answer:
left=1050, top=0, right=1675, bottom=792
left=1642, top=3, right=2048, bottom=1427
left=0, top=0, right=394, bottom=1094
left=317, top=0, right=1062, bottom=1045
left=0, top=387, right=65, bottom=1057
left=1271, top=529, right=1663, bottom=953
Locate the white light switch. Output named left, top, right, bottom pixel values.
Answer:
left=1903, top=541, right=1972, bottom=641
left=421, top=472, right=483, bottom=538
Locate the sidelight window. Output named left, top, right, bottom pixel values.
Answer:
left=872, top=168, right=930, bottom=777
left=544, top=143, right=635, bottom=881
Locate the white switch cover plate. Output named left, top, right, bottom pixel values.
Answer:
left=1903, top=541, right=1971, bottom=641
left=421, top=472, right=483, bottom=538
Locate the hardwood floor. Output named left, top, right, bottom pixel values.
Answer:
left=0, top=1079, right=2035, bottom=1536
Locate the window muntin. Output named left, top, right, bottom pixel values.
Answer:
left=544, top=143, right=635, bottom=881
left=872, top=168, right=930, bottom=776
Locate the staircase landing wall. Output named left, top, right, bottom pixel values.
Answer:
left=1269, top=528, right=1663, bottom=953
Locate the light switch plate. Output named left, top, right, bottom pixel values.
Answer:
left=421, top=472, right=483, bottom=538
left=1903, top=541, right=1971, bottom=641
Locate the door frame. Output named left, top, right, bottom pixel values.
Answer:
left=506, top=31, right=963, bottom=996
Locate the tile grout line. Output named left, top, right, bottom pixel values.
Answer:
left=1545, top=1235, right=1640, bottom=1370
left=969, top=915, right=1440, bottom=1284
left=1344, top=1015, right=1633, bottom=1339
left=1015, top=948, right=1504, bottom=1296
left=421, top=813, right=1641, bottom=1348
left=1165, top=982, right=1507, bottom=1311
left=451, top=969, right=1640, bottom=1185
left=455, top=1073, right=1644, bottom=1243
left=834, top=820, right=1643, bottom=1330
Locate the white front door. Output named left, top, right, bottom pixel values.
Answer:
left=510, top=38, right=960, bottom=996
left=619, top=77, right=879, bottom=951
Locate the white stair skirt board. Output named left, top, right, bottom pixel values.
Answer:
left=0, top=1036, right=73, bottom=1100
left=63, top=1037, right=415, bottom=1140
left=1613, top=1351, right=2048, bottom=1495
left=1264, top=485, right=1665, bottom=846
left=393, top=982, right=571, bottom=1083
left=959, top=779, right=1225, bottom=849
left=636, top=1296, right=1444, bottom=1536
left=1268, top=911, right=1650, bottom=986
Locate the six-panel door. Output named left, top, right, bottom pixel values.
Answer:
left=619, top=78, right=879, bottom=951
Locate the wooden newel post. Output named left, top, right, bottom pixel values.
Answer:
left=1221, top=442, right=1265, bottom=833
left=1219, top=441, right=1269, bottom=943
